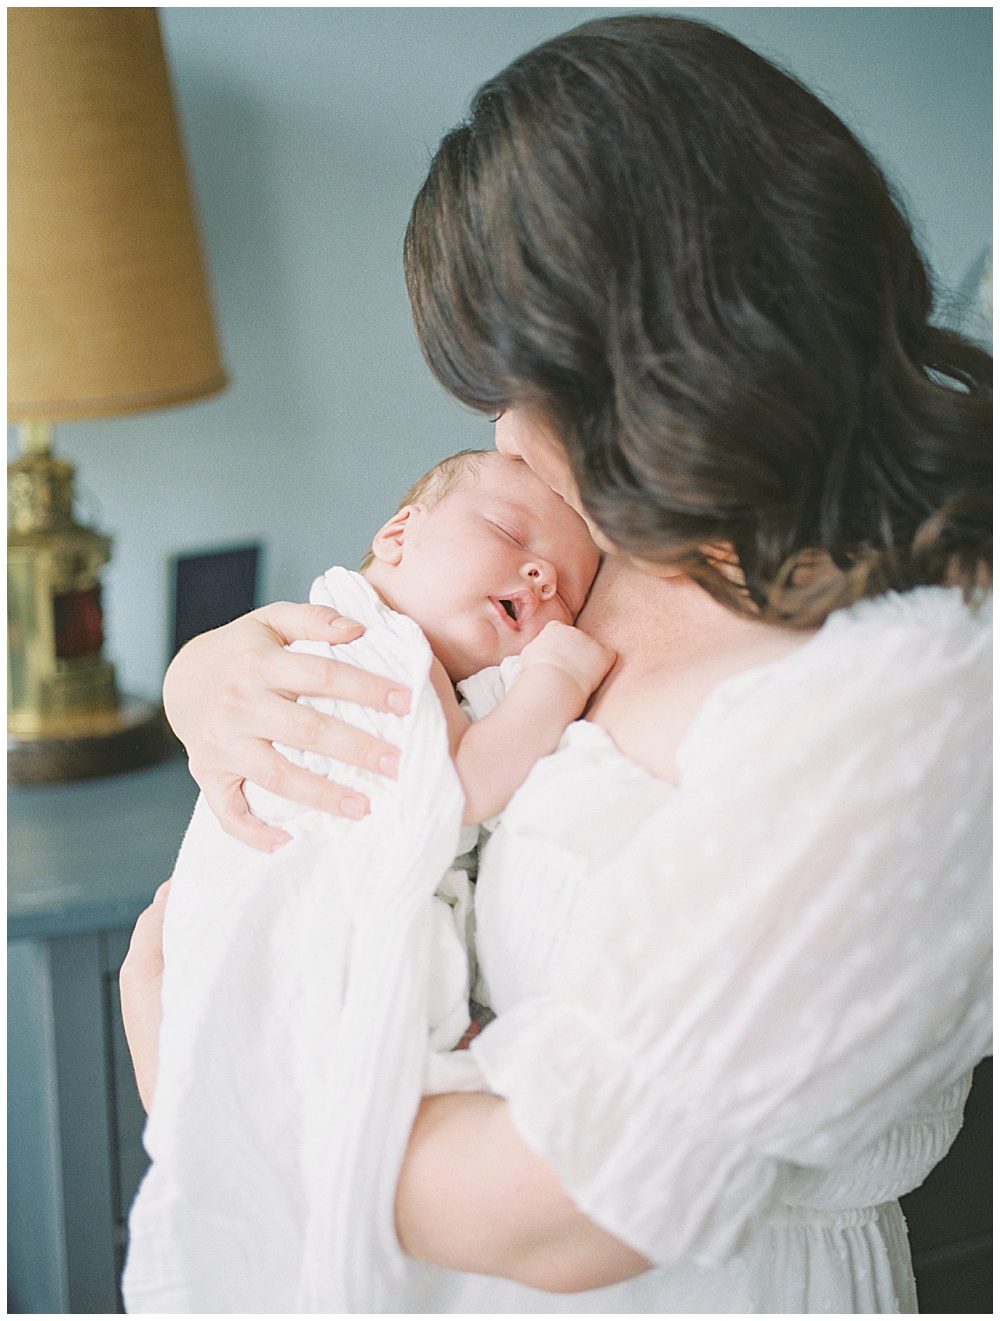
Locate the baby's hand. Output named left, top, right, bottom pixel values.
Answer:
left=520, top=621, right=616, bottom=698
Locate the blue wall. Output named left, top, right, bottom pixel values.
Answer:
left=10, top=7, right=991, bottom=700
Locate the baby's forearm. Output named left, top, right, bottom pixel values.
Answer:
left=455, top=664, right=587, bottom=825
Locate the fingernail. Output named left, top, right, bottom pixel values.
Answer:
left=332, top=617, right=362, bottom=633
left=387, top=689, right=410, bottom=715
left=341, top=794, right=369, bottom=820
left=267, top=832, right=292, bottom=853
left=379, top=751, right=400, bottom=779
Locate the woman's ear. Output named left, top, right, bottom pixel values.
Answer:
left=370, top=505, right=417, bottom=566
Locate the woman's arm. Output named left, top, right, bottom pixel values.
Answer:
left=119, top=889, right=650, bottom=1294
left=164, top=602, right=413, bottom=851
left=396, top=1092, right=652, bottom=1292
left=119, top=881, right=170, bottom=1113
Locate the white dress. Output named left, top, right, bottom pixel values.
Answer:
left=413, top=587, right=991, bottom=1314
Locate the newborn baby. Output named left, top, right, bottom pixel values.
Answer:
left=361, top=447, right=612, bottom=822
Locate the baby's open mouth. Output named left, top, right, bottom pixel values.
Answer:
left=491, top=593, right=533, bottom=631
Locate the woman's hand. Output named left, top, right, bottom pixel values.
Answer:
left=163, top=602, right=412, bottom=851
left=119, top=881, right=171, bottom=1114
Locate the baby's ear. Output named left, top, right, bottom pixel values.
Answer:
left=370, top=504, right=417, bottom=566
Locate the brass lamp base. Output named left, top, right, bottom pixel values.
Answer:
left=8, top=697, right=178, bottom=785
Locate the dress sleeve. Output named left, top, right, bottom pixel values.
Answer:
left=469, top=591, right=992, bottom=1267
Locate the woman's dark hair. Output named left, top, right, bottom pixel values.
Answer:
left=404, top=14, right=991, bottom=623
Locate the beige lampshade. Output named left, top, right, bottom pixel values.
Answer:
left=8, top=7, right=227, bottom=421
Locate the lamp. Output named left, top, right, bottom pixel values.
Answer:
left=8, top=8, right=227, bottom=782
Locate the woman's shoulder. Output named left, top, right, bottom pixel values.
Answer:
left=718, top=585, right=987, bottom=709
left=680, top=585, right=991, bottom=780
left=591, top=586, right=989, bottom=1040
left=786, top=584, right=990, bottom=723
left=762, top=584, right=987, bottom=689
left=822, top=583, right=991, bottom=648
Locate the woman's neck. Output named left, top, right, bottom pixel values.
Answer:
left=579, top=555, right=816, bottom=780
left=579, top=555, right=765, bottom=668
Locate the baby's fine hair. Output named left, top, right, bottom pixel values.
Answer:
left=359, top=449, right=491, bottom=571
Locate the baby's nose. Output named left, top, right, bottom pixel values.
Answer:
left=521, top=559, right=556, bottom=600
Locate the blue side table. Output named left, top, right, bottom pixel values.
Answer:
left=8, top=757, right=197, bottom=1314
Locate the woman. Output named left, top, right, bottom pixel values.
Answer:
left=122, top=15, right=991, bottom=1312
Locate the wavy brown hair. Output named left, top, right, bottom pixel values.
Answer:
left=404, top=14, right=991, bottom=624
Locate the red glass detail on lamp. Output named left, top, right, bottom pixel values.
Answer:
left=53, top=584, right=106, bottom=658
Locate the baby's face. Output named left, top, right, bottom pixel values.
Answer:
left=384, top=454, right=600, bottom=681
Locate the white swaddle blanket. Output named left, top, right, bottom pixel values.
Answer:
left=123, top=568, right=493, bottom=1313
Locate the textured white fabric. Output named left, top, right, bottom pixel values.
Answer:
left=417, top=585, right=991, bottom=1314
left=123, top=567, right=476, bottom=1313
left=124, top=583, right=990, bottom=1315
